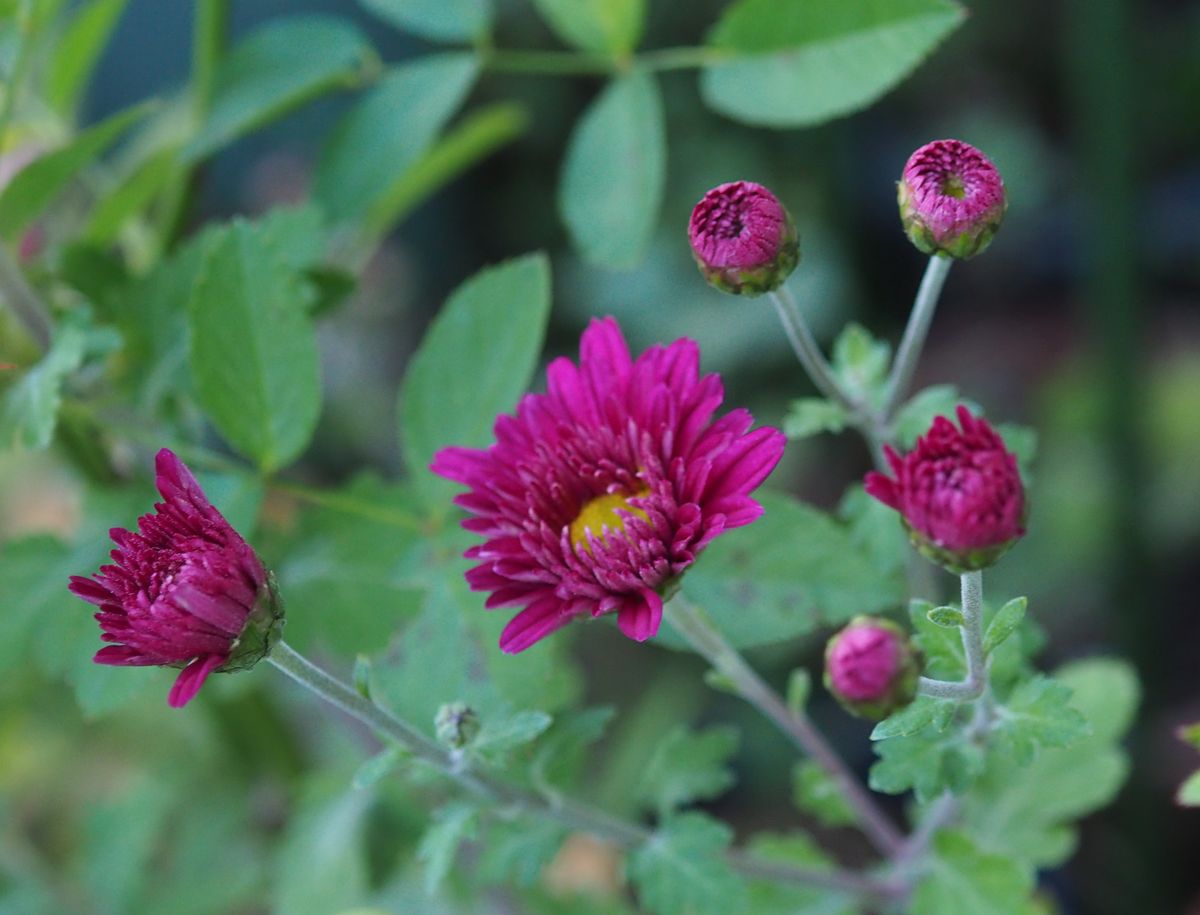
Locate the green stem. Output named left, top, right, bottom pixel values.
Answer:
left=917, top=570, right=986, bottom=700
left=663, top=596, right=905, bottom=857
left=767, top=286, right=862, bottom=418
left=640, top=46, right=725, bottom=71
left=192, top=0, right=229, bottom=121
left=266, top=640, right=891, bottom=897
left=881, top=256, right=953, bottom=422
left=482, top=48, right=619, bottom=76
left=0, top=242, right=52, bottom=351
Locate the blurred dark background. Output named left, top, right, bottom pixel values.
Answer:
left=11, top=0, right=1200, bottom=911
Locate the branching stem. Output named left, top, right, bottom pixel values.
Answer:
left=918, top=570, right=987, bottom=700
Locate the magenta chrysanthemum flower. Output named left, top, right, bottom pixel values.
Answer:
left=865, top=406, right=1025, bottom=573
left=824, top=617, right=919, bottom=720
left=688, top=181, right=799, bottom=295
left=898, top=139, right=1006, bottom=259
left=432, top=318, right=786, bottom=653
left=68, top=449, right=283, bottom=708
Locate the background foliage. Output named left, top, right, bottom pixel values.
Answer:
left=1, top=0, right=1198, bottom=912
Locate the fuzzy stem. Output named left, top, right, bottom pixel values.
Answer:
left=0, top=243, right=52, bottom=351
left=917, top=570, right=987, bottom=700
left=767, top=286, right=862, bottom=418
left=663, top=596, right=904, bottom=857
left=881, top=256, right=953, bottom=421
left=266, top=640, right=889, bottom=897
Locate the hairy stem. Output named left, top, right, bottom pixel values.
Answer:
left=881, top=256, right=953, bottom=421
left=768, top=286, right=862, bottom=418
left=918, top=570, right=987, bottom=700
left=663, top=596, right=905, bottom=857
left=266, top=640, right=890, bottom=897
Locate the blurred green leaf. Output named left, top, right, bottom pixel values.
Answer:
left=1181, top=722, right=1200, bottom=751
left=637, top=725, right=739, bottom=816
left=870, top=696, right=955, bottom=740
left=908, top=599, right=966, bottom=680
left=742, top=832, right=856, bottom=914
left=530, top=0, right=645, bottom=54
left=0, top=101, right=154, bottom=240
left=701, top=0, right=966, bottom=127
left=316, top=54, right=478, bottom=224
left=351, top=745, right=406, bottom=789
left=667, top=491, right=905, bottom=650
left=398, top=252, right=551, bottom=510
left=560, top=70, right=665, bottom=268
left=911, top=831, right=1037, bottom=915
left=838, top=484, right=907, bottom=579
left=184, top=16, right=374, bottom=163
left=273, top=786, right=372, bottom=915
left=274, top=475, right=424, bottom=655
left=782, top=397, right=850, bottom=439
left=532, top=706, right=614, bottom=790
left=478, top=817, right=566, bottom=887
left=786, top=668, right=811, bottom=714
left=831, top=322, right=889, bottom=406
left=1179, top=771, right=1200, bottom=807
left=892, top=384, right=976, bottom=448
left=474, top=709, right=554, bottom=759
left=790, top=762, right=855, bottom=828
left=358, top=0, right=491, bottom=43
left=417, top=801, right=479, bottom=893
left=628, top=812, right=745, bottom=915
left=363, top=101, right=528, bottom=237
left=187, top=218, right=322, bottom=472
left=82, top=775, right=173, bottom=915
left=0, top=322, right=86, bottom=450
left=83, top=146, right=179, bottom=245
left=45, top=0, right=128, bottom=118
left=959, top=659, right=1138, bottom=866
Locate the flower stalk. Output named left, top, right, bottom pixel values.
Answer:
left=266, top=639, right=894, bottom=899
left=663, top=595, right=905, bottom=856
left=767, top=286, right=863, bottom=419
left=881, top=255, right=953, bottom=422
left=918, top=570, right=987, bottom=700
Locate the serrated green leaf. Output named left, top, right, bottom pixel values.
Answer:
left=870, top=727, right=984, bottom=802
left=0, top=323, right=86, bottom=449
left=83, top=145, right=179, bottom=244
left=831, top=323, right=890, bottom=406
left=187, top=218, right=321, bottom=472
left=358, top=0, right=490, bottom=42
left=701, top=0, right=966, bottom=128
left=958, top=659, right=1139, bottom=867
left=782, top=397, right=851, bottom=439
left=417, top=801, right=478, bottom=893
left=398, top=253, right=551, bottom=510
left=991, top=676, right=1090, bottom=766
left=315, top=54, right=477, bottom=224
left=560, top=70, right=665, bottom=268
left=790, top=762, right=854, bottom=828
left=786, top=669, right=812, bottom=714
left=743, top=832, right=856, bottom=915
left=477, top=817, right=566, bottom=887
left=0, top=101, right=153, bottom=240
left=530, top=0, right=645, bottom=53
left=927, top=605, right=964, bottom=628
left=46, top=0, right=129, bottom=117
left=185, top=17, right=373, bottom=163
left=637, top=726, right=739, bottom=816
left=912, top=831, right=1037, bottom=915
left=628, top=813, right=745, bottom=915
left=871, top=696, right=955, bottom=740
left=983, top=597, right=1027, bottom=654
left=839, top=483, right=907, bottom=578
left=665, top=491, right=904, bottom=650
left=532, top=707, right=615, bottom=790
left=995, top=422, right=1038, bottom=478
left=908, top=599, right=966, bottom=680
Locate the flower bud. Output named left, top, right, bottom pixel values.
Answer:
left=68, top=449, right=284, bottom=708
left=824, top=617, right=920, bottom=720
left=688, top=181, right=799, bottom=295
left=865, top=406, right=1026, bottom=573
left=898, top=139, right=1006, bottom=259
left=435, top=702, right=480, bottom=750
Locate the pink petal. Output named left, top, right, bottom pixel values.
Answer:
left=167, top=653, right=226, bottom=708
left=616, top=589, right=663, bottom=642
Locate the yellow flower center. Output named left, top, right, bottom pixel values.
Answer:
left=569, top=488, right=650, bottom=552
